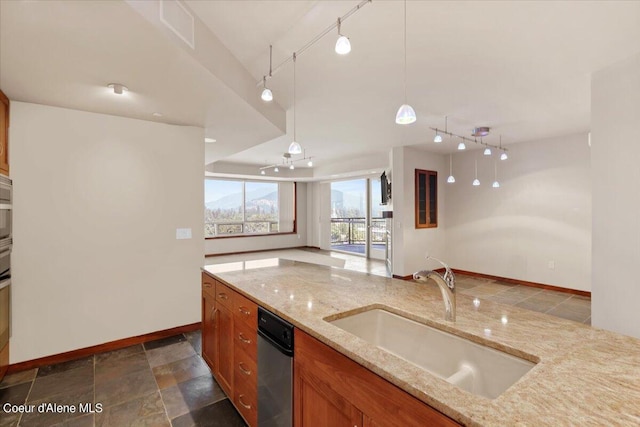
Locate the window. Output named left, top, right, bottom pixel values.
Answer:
left=415, top=169, right=437, bottom=228
left=204, top=179, right=295, bottom=238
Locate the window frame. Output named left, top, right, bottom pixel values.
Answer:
left=415, top=169, right=438, bottom=229
left=205, top=179, right=297, bottom=240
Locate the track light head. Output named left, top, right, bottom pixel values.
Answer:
left=501, top=152, right=508, bottom=161
left=457, top=142, right=466, bottom=150
left=447, top=175, right=456, bottom=183
left=484, top=147, right=492, bottom=156
left=335, top=18, right=351, bottom=55
left=395, top=104, right=416, bottom=125
left=288, top=141, right=302, bottom=155
left=434, top=133, right=443, bottom=143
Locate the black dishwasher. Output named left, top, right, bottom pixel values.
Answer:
left=257, top=307, right=294, bottom=427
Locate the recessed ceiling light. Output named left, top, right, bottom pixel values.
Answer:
left=152, top=112, right=163, bottom=118
left=107, top=83, right=128, bottom=95
left=204, top=138, right=216, bottom=143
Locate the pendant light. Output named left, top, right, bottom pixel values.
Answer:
left=492, top=161, right=500, bottom=188
left=335, top=18, right=351, bottom=55
left=483, top=147, right=492, bottom=156
left=447, top=154, right=455, bottom=183
left=395, top=0, right=416, bottom=125
left=499, top=135, right=508, bottom=160
left=290, top=164, right=295, bottom=170
left=288, top=53, right=302, bottom=155
left=261, top=45, right=274, bottom=102
left=434, top=116, right=445, bottom=143
left=458, top=139, right=466, bottom=150
left=274, top=167, right=279, bottom=173
left=472, top=160, right=480, bottom=186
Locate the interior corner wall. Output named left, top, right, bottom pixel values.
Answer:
left=591, top=52, right=640, bottom=338
left=204, top=182, right=307, bottom=255
left=445, top=134, right=591, bottom=292
left=391, top=146, right=447, bottom=277
left=10, top=102, right=204, bottom=363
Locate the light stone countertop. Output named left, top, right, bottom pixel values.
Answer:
left=202, top=259, right=640, bottom=427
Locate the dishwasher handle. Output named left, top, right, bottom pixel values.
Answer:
left=258, top=329, right=294, bottom=357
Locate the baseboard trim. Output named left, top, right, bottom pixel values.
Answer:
left=394, top=268, right=590, bottom=297
left=7, top=322, right=202, bottom=374
left=205, top=246, right=308, bottom=258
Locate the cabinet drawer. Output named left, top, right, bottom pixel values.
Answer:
left=234, top=320, right=257, bottom=358
left=234, top=293, right=257, bottom=329
left=201, top=273, right=216, bottom=298
left=215, top=281, right=233, bottom=308
left=234, top=347, right=257, bottom=389
left=234, top=377, right=257, bottom=427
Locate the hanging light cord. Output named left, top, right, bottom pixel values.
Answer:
left=293, top=53, right=297, bottom=142
left=256, top=0, right=372, bottom=87
left=403, top=0, right=407, bottom=103
left=449, top=154, right=453, bottom=174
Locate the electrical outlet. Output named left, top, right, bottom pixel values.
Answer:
left=548, top=260, right=555, bottom=269
left=176, top=228, right=192, bottom=239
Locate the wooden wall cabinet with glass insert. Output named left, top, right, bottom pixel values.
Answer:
left=415, top=169, right=438, bottom=228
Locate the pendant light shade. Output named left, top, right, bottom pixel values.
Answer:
left=396, top=104, right=416, bottom=125
left=260, top=170, right=266, bottom=175
left=289, top=164, right=295, bottom=170
left=288, top=141, right=302, bottom=154
left=274, top=167, right=279, bottom=172
left=492, top=161, right=500, bottom=188
left=434, top=133, right=443, bottom=143
left=457, top=141, right=466, bottom=150
left=500, top=152, right=508, bottom=161
left=483, top=147, right=491, bottom=156
left=261, top=87, right=273, bottom=102
left=492, top=181, right=500, bottom=188
left=395, top=0, right=415, bottom=125
left=335, top=18, right=351, bottom=55
left=447, top=154, right=455, bottom=183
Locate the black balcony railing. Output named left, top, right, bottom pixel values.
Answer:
left=330, top=217, right=386, bottom=246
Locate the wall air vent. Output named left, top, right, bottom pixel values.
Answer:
left=160, top=0, right=195, bottom=49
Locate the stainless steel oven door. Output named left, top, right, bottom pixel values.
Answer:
left=0, top=279, right=9, bottom=350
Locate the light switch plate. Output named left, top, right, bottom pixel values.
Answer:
left=176, top=228, right=192, bottom=239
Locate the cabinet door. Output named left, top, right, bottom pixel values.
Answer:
left=201, top=291, right=217, bottom=371
left=0, top=90, right=8, bottom=176
left=216, top=304, right=234, bottom=398
left=294, top=366, right=362, bottom=427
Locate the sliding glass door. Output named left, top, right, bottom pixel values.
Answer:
left=330, top=178, right=386, bottom=260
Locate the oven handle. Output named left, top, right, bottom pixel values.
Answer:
left=0, top=204, right=11, bottom=210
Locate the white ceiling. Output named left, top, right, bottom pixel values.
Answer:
left=2, top=1, right=640, bottom=176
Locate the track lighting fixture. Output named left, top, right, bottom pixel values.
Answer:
left=447, top=154, right=455, bottom=183
left=473, top=160, right=480, bottom=186
left=395, top=0, right=416, bottom=125
left=107, top=83, right=128, bottom=95
left=335, top=18, right=351, bottom=55
left=492, top=161, right=500, bottom=188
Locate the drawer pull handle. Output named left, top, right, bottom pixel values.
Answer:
left=238, top=333, right=251, bottom=344
left=238, top=307, right=251, bottom=316
left=238, top=394, right=251, bottom=410
left=239, top=362, right=252, bottom=376
left=203, top=283, right=212, bottom=288
left=218, top=293, right=229, bottom=300
left=210, top=307, right=218, bottom=323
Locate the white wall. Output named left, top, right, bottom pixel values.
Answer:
left=445, top=134, right=591, bottom=291
left=204, top=182, right=307, bottom=255
left=391, top=146, right=447, bottom=277
left=591, top=52, right=640, bottom=338
left=10, top=102, right=204, bottom=363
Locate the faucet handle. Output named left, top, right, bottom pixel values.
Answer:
left=425, top=256, right=454, bottom=288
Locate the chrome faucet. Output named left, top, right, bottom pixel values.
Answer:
left=413, top=256, right=456, bottom=322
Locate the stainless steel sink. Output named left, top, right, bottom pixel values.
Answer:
left=328, top=308, right=536, bottom=399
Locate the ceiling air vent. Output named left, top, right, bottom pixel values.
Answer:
left=160, top=0, right=195, bottom=49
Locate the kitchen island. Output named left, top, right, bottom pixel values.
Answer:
left=203, top=259, right=640, bottom=426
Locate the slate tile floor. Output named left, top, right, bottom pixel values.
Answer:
left=1, top=255, right=591, bottom=426
left=0, top=332, right=246, bottom=427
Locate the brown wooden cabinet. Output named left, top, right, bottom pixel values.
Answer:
left=294, top=329, right=460, bottom=427
left=201, top=273, right=258, bottom=427
left=0, top=90, right=9, bottom=176
left=0, top=342, right=8, bottom=382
